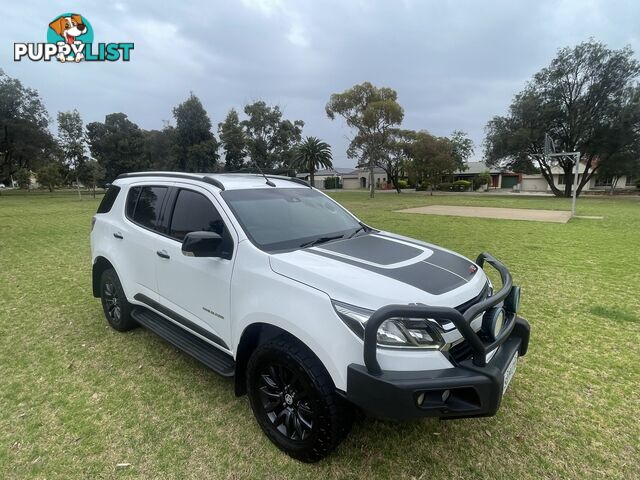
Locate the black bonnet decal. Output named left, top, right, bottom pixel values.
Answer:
left=307, top=234, right=476, bottom=295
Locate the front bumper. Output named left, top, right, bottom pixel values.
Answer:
left=346, top=316, right=530, bottom=419
left=345, top=251, right=531, bottom=420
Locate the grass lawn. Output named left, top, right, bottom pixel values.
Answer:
left=1, top=190, right=639, bottom=479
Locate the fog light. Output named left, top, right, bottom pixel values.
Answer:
left=483, top=307, right=506, bottom=341
left=505, top=286, right=521, bottom=314
left=416, top=392, right=425, bottom=406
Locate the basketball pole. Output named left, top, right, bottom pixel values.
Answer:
left=571, top=152, right=580, bottom=218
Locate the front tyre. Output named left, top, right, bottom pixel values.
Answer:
left=99, top=268, right=137, bottom=332
left=246, top=336, right=353, bottom=462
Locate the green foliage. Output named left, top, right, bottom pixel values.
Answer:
left=292, top=136, right=333, bottom=187
left=475, top=171, right=492, bottom=187
left=142, top=127, right=177, bottom=171
left=172, top=93, right=219, bottom=172
left=485, top=40, right=640, bottom=197
left=186, top=138, right=221, bottom=173
left=449, top=130, right=474, bottom=171
left=452, top=179, right=471, bottom=190
left=36, top=163, right=63, bottom=192
left=14, top=168, right=31, bottom=189
left=77, top=159, right=106, bottom=192
left=396, top=179, right=409, bottom=189
left=218, top=109, right=246, bottom=171
left=0, top=69, right=56, bottom=179
left=326, top=82, right=404, bottom=197
left=87, top=113, right=147, bottom=181
left=407, top=130, right=458, bottom=191
left=241, top=101, right=304, bottom=170
left=323, top=176, right=341, bottom=189
left=57, top=110, right=85, bottom=173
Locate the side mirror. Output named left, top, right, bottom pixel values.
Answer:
left=182, top=231, right=223, bottom=257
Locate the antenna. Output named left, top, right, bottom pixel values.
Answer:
left=253, top=160, right=276, bottom=187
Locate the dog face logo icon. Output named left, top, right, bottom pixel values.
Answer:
left=47, top=13, right=93, bottom=62
left=49, top=14, right=88, bottom=45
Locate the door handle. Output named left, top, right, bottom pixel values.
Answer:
left=156, top=250, right=170, bottom=259
left=113, top=232, right=123, bottom=239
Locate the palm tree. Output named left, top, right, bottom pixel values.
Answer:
left=292, top=137, right=333, bottom=188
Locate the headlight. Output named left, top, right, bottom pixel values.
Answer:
left=332, top=300, right=445, bottom=350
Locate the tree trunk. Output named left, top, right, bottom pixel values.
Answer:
left=369, top=165, right=375, bottom=198
left=309, top=168, right=314, bottom=189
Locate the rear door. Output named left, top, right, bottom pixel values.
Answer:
left=155, top=185, right=236, bottom=351
left=119, top=183, right=170, bottom=300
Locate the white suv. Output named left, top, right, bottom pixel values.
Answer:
left=90, top=172, right=530, bottom=462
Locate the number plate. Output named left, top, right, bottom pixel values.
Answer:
left=502, top=352, right=518, bottom=394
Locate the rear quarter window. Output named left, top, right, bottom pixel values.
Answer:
left=96, top=185, right=121, bottom=214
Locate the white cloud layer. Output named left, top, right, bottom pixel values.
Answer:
left=3, top=0, right=640, bottom=165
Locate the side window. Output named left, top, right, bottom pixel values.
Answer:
left=126, top=186, right=168, bottom=232
left=169, top=189, right=226, bottom=241
left=125, top=186, right=141, bottom=219
left=97, top=185, right=121, bottom=214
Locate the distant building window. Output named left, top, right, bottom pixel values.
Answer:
left=626, top=176, right=636, bottom=186
left=558, top=175, right=565, bottom=185
left=595, top=177, right=614, bottom=187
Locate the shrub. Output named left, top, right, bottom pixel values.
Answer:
left=452, top=180, right=471, bottom=191
left=323, top=176, right=341, bottom=189
left=396, top=179, right=409, bottom=189
left=636, top=177, right=640, bottom=189
left=474, top=172, right=492, bottom=189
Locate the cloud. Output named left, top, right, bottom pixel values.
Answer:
left=2, top=0, right=640, bottom=166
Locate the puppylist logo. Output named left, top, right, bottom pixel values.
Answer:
left=14, top=13, right=133, bottom=63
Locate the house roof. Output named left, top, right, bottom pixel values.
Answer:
left=456, top=161, right=509, bottom=175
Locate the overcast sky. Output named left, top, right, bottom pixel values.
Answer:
left=4, top=0, right=640, bottom=167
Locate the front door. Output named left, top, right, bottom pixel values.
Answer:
left=155, top=186, right=236, bottom=351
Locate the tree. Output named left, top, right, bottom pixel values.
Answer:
left=379, top=129, right=414, bottom=193
left=292, top=137, right=333, bottom=187
left=218, top=109, right=246, bottom=171
left=596, top=153, right=640, bottom=194
left=242, top=101, right=304, bottom=171
left=0, top=70, right=56, bottom=180
left=37, top=162, right=63, bottom=192
left=449, top=130, right=474, bottom=171
left=77, top=159, right=106, bottom=198
left=172, top=93, right=219, bottom=172
left=87, top=113, right=147, bottom=182
left=15, top=168, right=31, bottom=190
left=475, top=171, right=492, bottom=191
left=186, top=138, right=221, bottom=172
left=57, top=110, right=85, bottom=196
left=142, top=126, right=177, bottom=171
left=485, top=40, right=640, bottom=197
left=326, top=82, right=404, bottom=198
left=408, top=131, right=458, bottom=195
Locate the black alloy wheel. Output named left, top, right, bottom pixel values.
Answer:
left=258, top=363, right=315, bottom=441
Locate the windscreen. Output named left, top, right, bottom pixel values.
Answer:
left=221, top=188, right=361, bottom=252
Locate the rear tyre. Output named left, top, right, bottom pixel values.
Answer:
left=99, top=268, right=137, bottom=331
left=246, top=335, right=353, bottom=462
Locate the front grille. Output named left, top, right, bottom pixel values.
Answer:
left=449, top=340, right=474, bottom=363
left=448, top=282, right=491, bottom=363
left=455, top=282, right=490, bottom=314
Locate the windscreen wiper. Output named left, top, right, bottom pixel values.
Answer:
left=299, top=235, right=344, bottom=248
left=347, top=224, right=369, bottom=239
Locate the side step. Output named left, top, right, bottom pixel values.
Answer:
left=131, top=307, right=235, bottom=377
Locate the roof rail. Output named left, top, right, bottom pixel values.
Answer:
left=115, top=172, right=225, bottom=191
left=266, top=175, right=311, bottom=188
